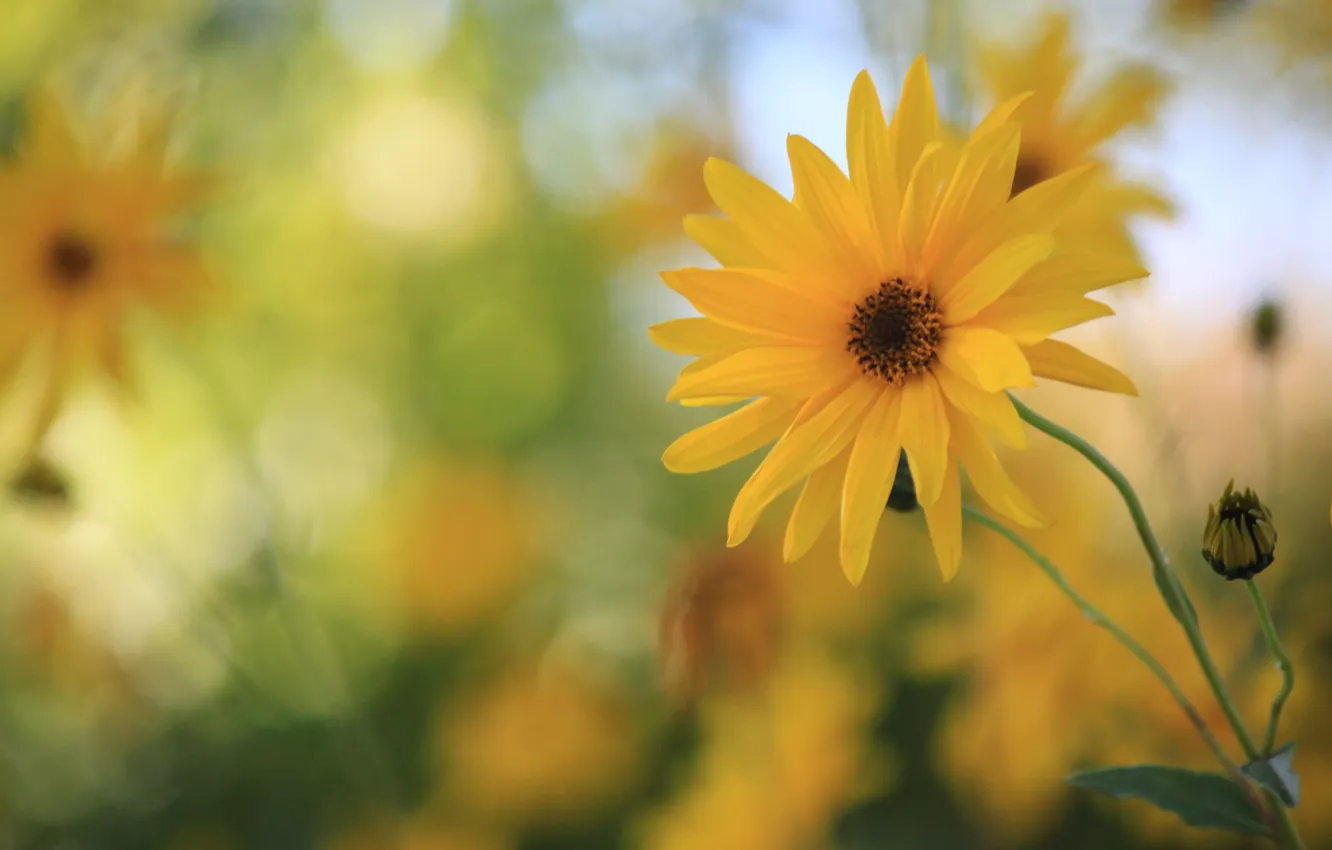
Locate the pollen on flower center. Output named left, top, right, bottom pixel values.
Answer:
left=846, top=279, right=944, bottom=385
left=45, top=232, right=98, bottom=289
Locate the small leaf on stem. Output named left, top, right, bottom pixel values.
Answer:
left=1067, top=764, right=1268, bottom=835
left=1242, top=743, right=1300, bottom=807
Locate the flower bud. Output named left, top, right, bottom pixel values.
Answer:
left=659, top=548, right=783, bottom=703
left=1201, top=480, right=1277, bottom=580
left=1249, top=298, right=1284, bottom=357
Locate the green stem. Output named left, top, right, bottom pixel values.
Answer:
left=1010, top=395, right=1306, bottom=850
left=1245, top=580, right=1294, bottom=756
left=962, top=505, right=1243, bottom=780
left=1009, top=395, right=1259, bottom=756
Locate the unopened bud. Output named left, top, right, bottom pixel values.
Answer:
left=1201, top=480, right=1277, bottom=580
left=1249, top=298, right=1284, bottom=356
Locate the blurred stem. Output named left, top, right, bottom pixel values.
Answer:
left=1010, top=395, right=1307, bottom=850
left=961, top=505, right=1243, bottom=781
left=1264, top=357, right=1280, bottom=506
left=1245, top=580, right=1294, bottom=756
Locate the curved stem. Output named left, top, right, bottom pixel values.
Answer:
left=1010, top=395, right=1307, bottom=850
left=962, top=505, right=1243, bottom=780
left=1246, top=581, right=1294, bottom=756
left=1009, top=395, right=1261, bottom=757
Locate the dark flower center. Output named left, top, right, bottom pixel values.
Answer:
left=847, top=279, right=943, bottom=385
left=1010, top=152, right=1048, bottom=198
left=46, top=232, right=98, bottom=290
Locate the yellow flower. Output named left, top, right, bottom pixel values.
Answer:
left=0, top=88, right=210, bottom=423
left=653, top=57, right=1142, bottom=584
left=978, top=12, right=1173, bottom=263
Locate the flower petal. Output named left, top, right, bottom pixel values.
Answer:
left=788, top=134, right=882, bottom=288
left=663, top=396, right=804, bottom=473
left=939, top=326, right=1034, bottom=392
left=783, top=446, right=851, bottom=562
left=839, top=390, right=903, bottom=585
left=968, top=292, right=1114, bottom=344
left=898, top=141, right=944, bottom=275
left=971, top=93, right=1034, bottom=137
left=933, top=365, right=1027, bottom=448
left=1064, top=65, right=1169, bottom=152
left=950, top=410, right=1046, bottom=527
left=936, top=164, right=1097, bottom=291
left=924, top=123, right=1020, bottom=275
left=846, top=71, right=900, bottom=264
left=25, top=88, right=81, bottom=164
left=939, top=233, right=1055, bottom=324
left=890, top=55, right=941, bottom=203
left=662, top=268, right=846, bottom=341
left=727, top=379, right=879, bottom=545
left=649, top=317, right=772, bottom=356
left=1022, top=339, right=1137, bottom=395
left=1009, top=251, right=1148, bottom=296
left=703, top=158, right=839, bottom=294
left=667, top=346, right=853, bottom=402
left=922, top=458, right=963, bottom=580
left=683, top=214, right=771, bottom=268
left=897, top=373, right=949, bottom=506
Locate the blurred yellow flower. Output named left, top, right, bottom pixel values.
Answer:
left=438, top=659, right=640, bottom=826
left=601, top=126, right=723, bottom=256
left=640, top=650, right=888, bottom=850
left=654, top=56, right=1142, bottom=584
left=0, top=88, right=210, bottom=434
left=369, top=458, right=538, bottom=637
left=978, top=12, right=1173, bottom=263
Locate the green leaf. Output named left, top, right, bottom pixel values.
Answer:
left=1243, top=743, right=1300, bottom=807
left=1067, top=765, right=1269, bottom=835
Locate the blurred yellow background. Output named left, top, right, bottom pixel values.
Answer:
left=0, top=1, right=1330, bottom=848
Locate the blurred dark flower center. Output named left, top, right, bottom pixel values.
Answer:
left=847, top=278, right=943, bottom=384
left=46, top=231, right=98, bottom=289
left=1010, top=152, right=1049, bottom=197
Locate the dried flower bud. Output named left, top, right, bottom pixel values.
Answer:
left=1201, top=480, right=1277, bottom=580
left=1249, top=298, right=1284, bottom=356
left=659, top=548, right=783, bottom=703
left=886, top=453, right=917, bottom=513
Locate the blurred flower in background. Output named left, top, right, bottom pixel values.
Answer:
left=976, top=11, right=1173, bottom=263
left=0, top=85, right=210, bottom=451
left=0, top=1, right=1328, bottom=849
